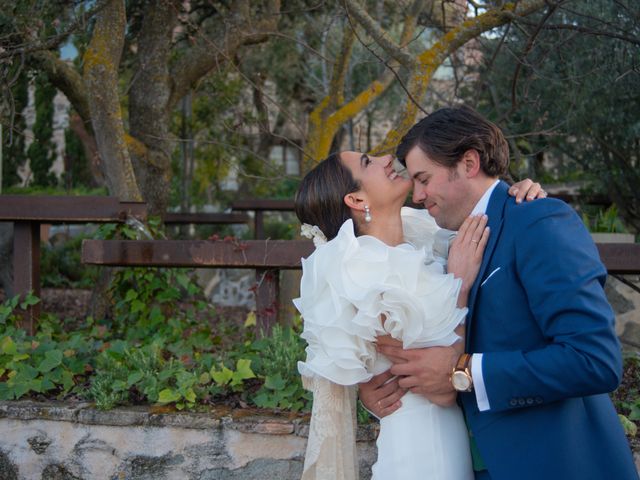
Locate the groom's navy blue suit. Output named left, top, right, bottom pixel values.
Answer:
left=460, top=181, right=638, bottom=480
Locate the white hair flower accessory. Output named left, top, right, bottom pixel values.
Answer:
left=300, top=223, right=327, bottom=247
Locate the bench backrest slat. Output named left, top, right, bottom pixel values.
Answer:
left=82, top=239, right=315, bottom=269
left=0, top=196, right=146, bottom=222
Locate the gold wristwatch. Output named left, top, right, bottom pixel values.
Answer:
left=451, top=353, right=473, bottom=392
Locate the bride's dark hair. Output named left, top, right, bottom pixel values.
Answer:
left=295, top=152, right=361, bottom=241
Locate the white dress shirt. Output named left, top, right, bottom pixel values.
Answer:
left=468, top=179, right=500, bottom=412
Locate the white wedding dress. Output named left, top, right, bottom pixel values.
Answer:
left=294, top=207, right=473, bottom=480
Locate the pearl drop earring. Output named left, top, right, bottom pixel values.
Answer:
left=364, top=205, right=372, bottom=223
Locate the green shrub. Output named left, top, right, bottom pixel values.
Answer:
left=245, top=323, right=311, bottom=411
left=0, top=293, right=98, bottom=401
left=582, top=204, right=628, bottom=233
left=0, top=267, right=312, bottom=413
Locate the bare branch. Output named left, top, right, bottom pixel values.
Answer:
left=343, top=13, right=428, bottom=116
left=511, top=3, right=559, bottom=111
left=168, top=0, right=281, bottom=110
left=342, top=0, right=416, bottom=68
left=516, top=22, right=640, bottom=46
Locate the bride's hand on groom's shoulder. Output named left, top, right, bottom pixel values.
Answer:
left=509, top=178, right=547, bottom=203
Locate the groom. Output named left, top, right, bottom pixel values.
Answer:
left=360, top=106, right=638, bottom=479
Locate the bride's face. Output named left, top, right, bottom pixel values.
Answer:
left=340, top=151, right=411, bottom=208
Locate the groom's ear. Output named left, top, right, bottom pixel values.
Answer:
left=344, top=192, right=365, bottom=211
left=462, top=149, right=481, bottom=178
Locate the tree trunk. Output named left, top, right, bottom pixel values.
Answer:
left=128, top=0, right=179, bottom=218
left=83, top=0, right=141, bottom=202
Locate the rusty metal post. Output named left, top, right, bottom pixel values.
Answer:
left=254, top=211, right=265, bottom=240
left=13, top=221, right=40, bottom=334
left=255, top=268, right=279, bottom=336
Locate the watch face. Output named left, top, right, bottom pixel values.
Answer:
left=452, top=371, right=471, bottom=391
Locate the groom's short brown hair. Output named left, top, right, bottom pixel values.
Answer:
left=396, top=105, right=510, bottom=178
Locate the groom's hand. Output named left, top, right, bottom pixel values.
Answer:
left=377, top=341, right=461, bottom=407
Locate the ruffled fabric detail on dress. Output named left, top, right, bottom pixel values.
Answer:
left=294, top=207, right=467, bottom=480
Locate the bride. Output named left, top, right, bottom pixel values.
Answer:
left=293, top=151, right=543, bottom=480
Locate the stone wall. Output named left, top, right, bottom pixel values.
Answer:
left=609, top=275, right=640, bottom=350
left=0, top=401, right=377, bottom=480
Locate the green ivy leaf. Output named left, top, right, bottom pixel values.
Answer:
left=210, top=365, right=233, bottom=386
left=37, top=350, right=63, bottom=373
left=124, top=289, right=138, bottom=302
left=1, top=337, right=17, bottom=356
left=28, top=378, right=43, bottom=393
left=131, top=300, right=146, bottom=314
left=112, top=380, right=128, bottom=392
left=629, top=403, right=640, bottom=421
left=230, top=359, right=255, bottom=386
left=61, top=371, right=74, bottom=391
left=619, top=414, right=638, bottom=436
left=12, top=381, right=31, bottom=398
left=0, top=304, right=14, bottom=324
left=158, top=388, right=181, bottom=404
left=0, top=383, right=11, bottom=400
left=41, top=377, right=56, bottom=391
left=176, top=273, right=191, bottom=291
left=149, top=306, right=164, bottom=324
left=264, top=374, right=286, bottom=391
left=127, top=371, right=144, bottom=386
left=253, top=392, right=278, bottom=409
left=183, top=388, right=196, bottom=403
left=20, top=293, right=40, bottom=309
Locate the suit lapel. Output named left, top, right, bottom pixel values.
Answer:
left=465, top=181, right=508, bottom=351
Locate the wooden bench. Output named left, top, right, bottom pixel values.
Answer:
left=81, top=238, right=314, bottom=333
left=0, top=195, right=146, bottom=333
left=81, top=238, right=640, bottom=333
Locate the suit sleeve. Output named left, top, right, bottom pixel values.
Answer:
left=481, top=201, right=622, bottom=413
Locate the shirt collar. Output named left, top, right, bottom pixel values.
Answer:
left=471, top=179, right=500, bottom=216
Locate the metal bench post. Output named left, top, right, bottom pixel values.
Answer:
left=13, top=221, right=40, bottom=334
left=255, top=268, right=279, bottom=335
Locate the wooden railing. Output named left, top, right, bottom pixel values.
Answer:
left=0, top=196, right=146, bottom=333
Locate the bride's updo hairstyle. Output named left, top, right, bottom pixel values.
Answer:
left=295, top=152, right=361, bottom=241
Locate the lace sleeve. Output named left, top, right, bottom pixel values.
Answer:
left=301, top=375, right=359, bottom=480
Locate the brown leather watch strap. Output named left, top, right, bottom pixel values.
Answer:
left=455, top=353, right=472, bottom=371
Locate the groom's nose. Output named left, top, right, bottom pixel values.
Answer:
left=412, top=184, right=426, bottom=204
